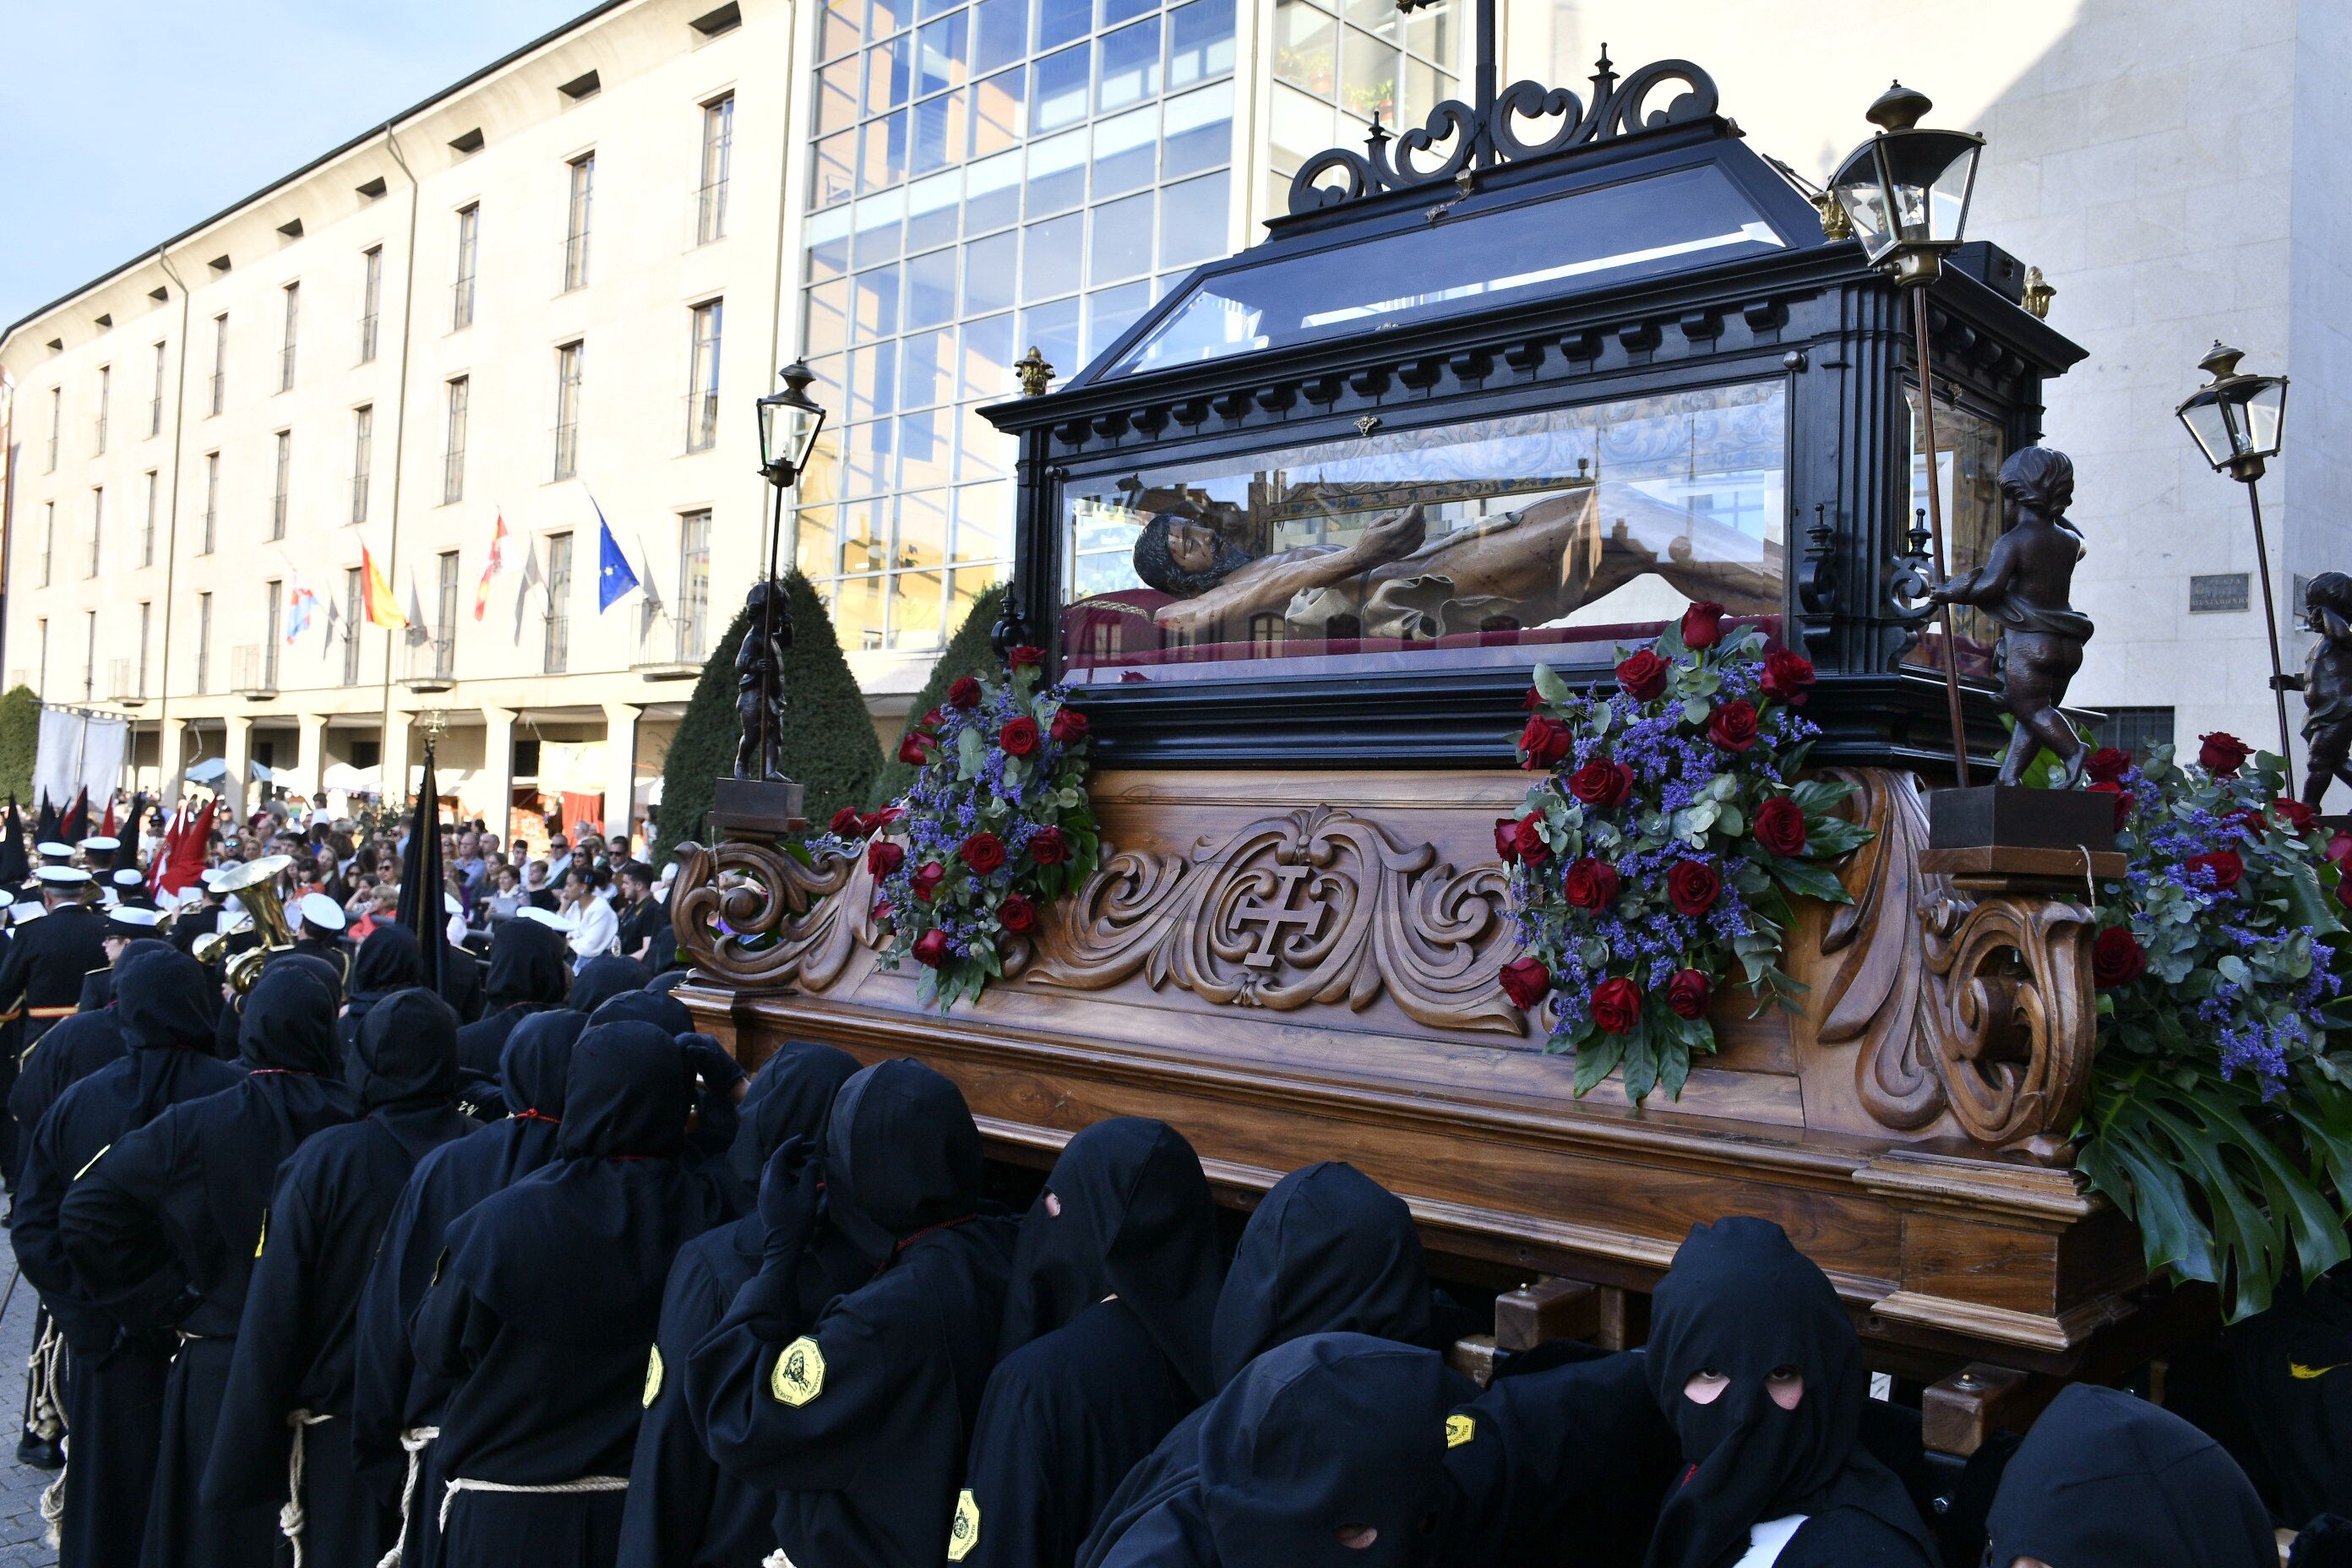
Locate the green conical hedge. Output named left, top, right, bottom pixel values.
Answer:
left=655, top=573, right=882, bottom=852
left=868, top=583, right=1008, bottom=808
left=0, top=687, right=37, bottom=808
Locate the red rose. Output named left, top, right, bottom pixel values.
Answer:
left=1522, top=687, right=1545, bottom=712
left=2272, top=797, right=2319, bottom=833
left=920, top=707, right=945, bottom=732
left=1754, top=797, right=1808, bottom=857
left=1616, top=650, right=1670, bottom=702
left=1667, top=859, right=1721, bottom=916
left=1680, top=602, right=1726, bottom=651
left=2186, top=850, right=2244, bottom=892
left=1563, top=858, right=1621, bottom=911
left=2091, top=927, right=2146, bottom=989
left=1707, top=700, right=1761, bottom=753
left=1759, top=648, right=1816, bottom=705
left=1519, top=716, right=1575, bottom=770
left=912, top=928, right=952, bottom=967
left=1494, top=817, right=1522, bottom=864
left=2328, top=830, right=2352, bottom=867
left=1666, top=968, right=1712, bottom=1020
left=1027, top=826, right=1068, bottom=866
left=2088, top=780, right=2133, bottom=831
left=959, top=832, right=1007, bottom=874
left=1513, top=816, right=1549, bottom=866
left=867, top=841, right=906, bottom=879
left=947, top=676, right=983, bottom=710
left=998, top=894, right=1037, bottom=934
left=999, top=716, right=1042, bottom=758
left=911, top=862, right=947, bottom=902
left=2199, top=732, right=2253, bottom=776
left=1500, top=957, right=1552, bottom=1010
left=1567, top=759, right=1632, bottom=808
left=2085, top=747, right=2132, bottom=784
left=897, top=732, right=935, bottom=765
left=862, top=806, right=905, bottom=836
left=1050, top=707, right=1089, bottom=744
left=1007, top=645, right=1045, bottom=669
left=1589, top=977, right=1642, bottom=1035
left=830, top=807, right=865, bottom=836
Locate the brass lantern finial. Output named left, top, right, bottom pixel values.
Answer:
left=1015, top=346, right=1054, bottom=398
left=2022, top=266, right=2055, bottom=319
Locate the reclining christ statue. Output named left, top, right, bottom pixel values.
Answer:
left=1126, top=482, right=1783, bottom=644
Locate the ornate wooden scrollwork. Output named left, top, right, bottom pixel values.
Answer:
left=669, top=839, right=872, bottom=993
left=1027, top=806, right=1523, bottom=1034
left=1809, top=771, right=2099, bottom=1159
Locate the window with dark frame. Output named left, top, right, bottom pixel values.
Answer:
left=196, top=594, right=212, bottom=694
left=553, top=341, right=585, bottom=480
left=564, top=155, right=594, bottom=291
left=352, top=405, right=373, bottom=523
left=686, top=299, right=722, bottom=450
left=142, top=470, right=158, bottom=566
left=697, top=95, right=734, bottom=244
left=360, top=246, right=384, bottom=363
left=453, top=204, right=480, bottom=329
left=150, top=340, right=166, bottom=436
left=210, top=313, right=228, bottom=415
left=279, top=281, right=299, bottom=391
left=679, top=509, right=712, bottom=659
left=271, top=430, right=291, bottom=541
left=201, top=451, right=220, bottom=554
left=544, top=531, right=574, bottom=672
left=343, top=568, right=363, bottom=684
left=87, top=487, right=102, bottom=577
left=444, top=377, right=470, bottom=503
left=95, top=363, right=110, bottom=454
left=435, top=551, right=460, bottom=678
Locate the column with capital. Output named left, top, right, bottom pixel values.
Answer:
left=292, top=713, right=328, bottom=804
left=600, top=700, right=640, bottom=850
left=482, top=707, right=518, bottom=844
left=223, top=716, right=253, bottom=819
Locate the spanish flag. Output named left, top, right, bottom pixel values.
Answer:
left=361, top=545, right=408, bottom=629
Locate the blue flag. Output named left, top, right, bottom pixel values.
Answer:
left=594, top=495, right=640, bottom=612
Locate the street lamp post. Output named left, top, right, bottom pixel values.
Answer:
left=737, top=363, right=827, bottom=787
left=2176, top=341, right=2294, bottom=768
left=1831, top=81, right=1984, bottom=787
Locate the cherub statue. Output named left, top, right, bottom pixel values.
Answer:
left=1929, top=446, right=2094, bottom=787
left=2300, top=572, right=2352, bottom=809
left=734, top=578, right=793, bottom=781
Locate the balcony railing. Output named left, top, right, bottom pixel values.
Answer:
left=443, top=450, right=466, bottom=505
left=560, top=231, right=591, bottom=292
left=542, top=613, right=570, bottom=675
left=350, top=473, right=371, bottom=525
left=231, top=643, right=277, bottom=699
left=683, top=389, right=721, bottom=454
left=630, top=606, right=709, bottom=679
left=358, top=313, right=378, bottom=363
left=148, top=397, right=162, bottom=438
left=271, top=491, right=288, bottom=539
left=208, top=372, right=224, bottom=416
left=451, top=277, right=476, bottom=331
left=402, top=634, right=456, bottom=692
left=551, top=421, right=580, bottom=482
left=106, top=658, right=149, bottom=708
left=278, top=344, right=296, bottom=392
left=94, top=414, right=107, bottom=455
left=691, top=181, right=729, bottom=247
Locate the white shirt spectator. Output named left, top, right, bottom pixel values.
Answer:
left=567, top=893, right=618, bottom=966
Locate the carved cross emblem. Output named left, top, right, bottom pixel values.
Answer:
left=1233, top=865, right=1326, bottom=969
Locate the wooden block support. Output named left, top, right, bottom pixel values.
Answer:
left=1494, top=1277, right=1600, bottom=1352
left=1447, top=1334, right=1500, bottom=1389
left=1920, top=1362, right=2055, bottom=1456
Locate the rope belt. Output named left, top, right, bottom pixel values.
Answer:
left=25, top=1317, right=65, bottom=1442
left=438, top=1473, right=629, bottom=1531
left=38, top=1469, right=63, bottom=1551
left=25, top=1007, right=74, bottom=1020
left=279, top=1408, right=333, bottom=1568
left=762, top=1552, right=796, bottom=1568
left=373, top=1425, right=440, bottom=1568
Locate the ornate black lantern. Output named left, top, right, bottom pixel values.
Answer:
left=756, top=361, right=827, bottom=488
left=2179, top=340, right=2295, bottom=765
left=1829, top=82, right=1984, bottom=287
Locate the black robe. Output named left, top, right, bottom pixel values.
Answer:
left=340, top=926, right=423, bottom=1055
left=351, top=1007, right=585, bottom=1568
left=1984, top=1381, right=2274, bottom=1568
left=412, top=1021, right=729, bottom=1568
left=960, top=1118, right=1225, bottom=1568
left=2227, top=1269, right=2352, bottom=1527
left=204, top=988, right=475, bottom=1568
left=10, top=950, right=242, bottom=1568
left=438, top=939, right=485, bottom=1023
left=568, top=954, right=650, bottom=1015
left=618, top=1042, right=863, bottom=1568
left=60, top=956, right=357, bottom=1568
left=1642, top=1218, right=1934, bottom=1568
left=6, top=1005, right=127, bottom=1156
left=688, top=1058, right=1018, bottom=1568
left=449, top=923, right=571, bottom=1084
left=1081, top=1333, right=1475, bottom=1568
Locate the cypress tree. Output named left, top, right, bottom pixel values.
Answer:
left=0, top=686, right=37, bottom=807
left=868, top=583, right=1008, bottom=808
left=654, top=573, right=881, bottom=852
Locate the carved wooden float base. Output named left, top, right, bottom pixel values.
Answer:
left=672, top=766, right=2182, bottom=1383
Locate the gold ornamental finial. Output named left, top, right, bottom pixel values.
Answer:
left=1812, top=189, right=1851, bottom=241
left=1015, top=346, right=1054, bottom=398
left=2022, top=266, right=2055, bottom=320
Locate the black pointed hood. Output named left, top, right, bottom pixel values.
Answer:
left=823, top=1058, right=983, bottom=1267
left=569, top=956, right=651, bottom=1015
left=557, top=1021, right=691, bottom=1161
left=727, top=1040, right=860, bottom=1190
left=350, top=924, right=422, bottom=999
left=499, top=1007, right=585, bottom=1119
left=482, top=917, right=570, bottom=1009
left=117, top=946, right=220, bottom=1054
left=588, top=988, right=691, bottom=1036
left=351, top=986, right=460, bottom=1113
left=1210, top=1162, right=1432, bottom=1389
left=238, top=956, right=342, bottom=1075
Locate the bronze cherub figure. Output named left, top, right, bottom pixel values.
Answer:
left=1929, top=446, right=2094, bottom=787
left=2300, top=571, right=2352, bottom=809
left=733, top=578, right=793, bottom=781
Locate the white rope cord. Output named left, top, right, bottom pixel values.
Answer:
left=761, top=1551, right=796, bottom=1568
left=372, top=1424, right=441, bottom=1568
left=25, top=1318, right=64, bottom=1441
left=38, top=1469, right=64, bottom=1550
left=438, top=1473, right=629, bottom=1531
left=278, top=1409, right=333, bottom=1568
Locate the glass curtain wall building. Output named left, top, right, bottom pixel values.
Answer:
left=793, top=0, right=1356, bottom=659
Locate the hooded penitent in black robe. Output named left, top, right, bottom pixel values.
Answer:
left=569, top=954, right=651, bottom=1016
left=1076, top=1160, right=1436, bottom=1568
left=618, top=1041, right=864, bottom=1568
left=1642, top=1218, right=1934, bottom=1568
left=960, top=1118, right=1225, bottom=1568
left=1984, top=1382, right=2273, bottom=1568
left=204, top=988, right=475, bottom=1568
left=60, top=955, right=357, bottom=1568
left=7, top=1002, right=129, bottom=1163
left=11, top=948, right=242, bottom=1568
left=2228, top=1269, right=2352, bottom=1527
left=342, top=926, right=424, bottom=1054
left=1084, top=1332, right=1474, bottom=1568
left=688, top=1058, right=1019, bottom=1568
left=587, top=988, right=746, bottom=1190
left=454, top=919, right=570, bottom=1082
left=413, top=1021, right=730, bottom=1568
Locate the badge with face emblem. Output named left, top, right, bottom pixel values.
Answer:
left=947, top=1489, right=980, bottom=1560
left=771, top=1337, right=826, bottom=1406
left=643, top=1345, right=664, bottom=1408
left=1445, top=1413, right=1475, bottom=1449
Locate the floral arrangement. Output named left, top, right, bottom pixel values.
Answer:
left=1498, top=602, right=1871, bottom=1102
left=2075, top=732, right=2352, bottom=1319
left=818, top=646, right=1099, bottom=1010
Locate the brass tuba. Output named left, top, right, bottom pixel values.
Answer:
left=190, top=854, right=297, bottom=999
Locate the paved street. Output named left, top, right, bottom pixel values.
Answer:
left=0, top=1253, right=59, bottom=1568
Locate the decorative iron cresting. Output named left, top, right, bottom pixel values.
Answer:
left=1286, top=47, right=1723, bottom=218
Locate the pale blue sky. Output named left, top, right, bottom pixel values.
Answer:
left=1, top=0, right=592, bottom=329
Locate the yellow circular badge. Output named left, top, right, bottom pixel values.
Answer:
left=643, top=1345, right=664, bottom=1408
left=1445, top=1413, right=1475, bottom=1449
left=947, top=1489, right=981, bottom=1561
left=770, top=1337, right=826, bottom=1406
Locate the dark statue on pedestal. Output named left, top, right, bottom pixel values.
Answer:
left=734, top=577, right=793, bottom=781
left=2300, top=572, right=2352, bottom=809
left=1929, top=446, right=2093, bottom=787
